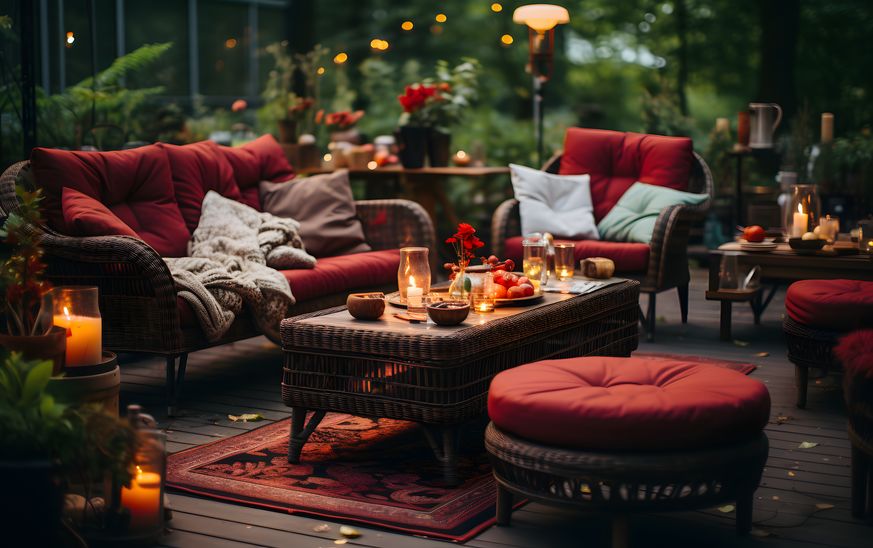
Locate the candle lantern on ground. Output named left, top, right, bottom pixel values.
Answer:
left=118, top=405, right=166, bottom=541
left=52, top=286, right=102, bottom=367
left=397, top=247, right=431, bottom=308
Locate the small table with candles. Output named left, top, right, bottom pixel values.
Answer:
left=279, top=278, right=639, bottom=484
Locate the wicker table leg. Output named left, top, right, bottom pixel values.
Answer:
left=423, top=424, right=460, bottom=486
left=287, top=407, right=326, bottom=463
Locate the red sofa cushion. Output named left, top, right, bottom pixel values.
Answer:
left=559, top=128, right=693, bottom=221
left=162, top=141, right=242, bottom=231
left=216, top=135, right=296, bottom=210
left=30, top=145, right=190, bottom=257
left=785, top=279, right=873, bottom=331
left=282, top=249, right=400, bottom=302
left=504, top=236, right=649, bottom=273
left=488, top=356, right=770, bottom=451
left=61, top=187, right=139, bottom=239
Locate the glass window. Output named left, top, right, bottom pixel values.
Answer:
left=198, top=0, right=248, bottom=99
left=125, top=0, right=189, bottom=96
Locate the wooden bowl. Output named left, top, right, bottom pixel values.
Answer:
left=427, top=301, right=470, bottom=326
left=347, top=293, right=386, bottom=320
left=789, top=238, right=826, bottom=252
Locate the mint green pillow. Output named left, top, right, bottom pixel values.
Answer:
left=597, top=182, right=707, bottom=243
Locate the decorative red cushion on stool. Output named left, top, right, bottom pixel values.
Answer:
left=785, top=279, right=873, bottom=331
left=487, top=356, right=770, bottom=451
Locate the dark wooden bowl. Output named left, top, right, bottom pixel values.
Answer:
left=789, top=238, right=826, bottom=252
left=427, top=301, right=470, bottom=326
left=347, top=293, right=386, bottom=320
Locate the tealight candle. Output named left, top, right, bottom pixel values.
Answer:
left=452, top=150, right=472, bottom=167
left=407, top=284, right=424, bottom=308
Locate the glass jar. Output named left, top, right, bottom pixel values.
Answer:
left=120, top=431, right=166, bottom=539
left=397, top=247, right=431, bottom=303
left=784, top=184, right=821, bottom=239
left=553, top=242, right=575, bottom=281
left=467, top=268, right=496, bottom=313
left=522, top=234, right=547, bottom=288
left=52, top=286, right=102, bottom=367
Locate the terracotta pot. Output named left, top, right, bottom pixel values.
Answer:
left=427, top=129, right=451, bottom=167
left=0, top=326, right=67, bottom=374
left=396, top=126, right=428, bottom=169
left=277, top=119, right=298, bottom=144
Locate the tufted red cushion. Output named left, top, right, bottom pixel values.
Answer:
left=61, top=187, right=139, bottom=239
left=559, top=128, right=693, bottom=221
left=282, top=249, right=399, bottom=302
left=504, top=236, right=649, bottom=273
left=785, top=279, right=873, bottom=331
left=162, top=141, right=242, bottom=231
left=488, top=356, right=770, bottom=451
left=31, top=145, right=190, bottom=257
left=216, top=135, right=296, bottom=210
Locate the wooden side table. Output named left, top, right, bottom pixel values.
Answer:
left=705, top=288, right=764, bottom=341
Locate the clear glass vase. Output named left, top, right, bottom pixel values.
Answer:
left=397, top=247, right=431, bottom=303
left=784, top=184, right=821, bottom=239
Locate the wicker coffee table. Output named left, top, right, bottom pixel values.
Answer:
left=279, top=279, right=640, bottom=483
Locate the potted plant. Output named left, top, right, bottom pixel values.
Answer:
left=261, top=42, right=302, bottom=144
left=0, top=352, right=137, bottom=544
left=0, top=187, right=66, bottom=373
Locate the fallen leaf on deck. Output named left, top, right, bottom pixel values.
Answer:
left=227, top=413, right=264, bottom=423
left=798, top=441, right=819, bottom=449
left=755, top=351, right=769, bottom=357
left=340, top=525, right=362, bottom=538
left=656, top=315, right=667, bottom=324
left=313, top=524, right=331, bottom=533
left=717, top=504, right=735, bottom=513
left=787, top=471, right=796, bottom=477
left=814, top=503, right=835, bottom=511
left=334, top=540, right=348, bottom=545
left=771, top=495, right=780, bottom=501
left=733, top=340, right=750, bottom=347
left=750, top=528, right=772, bottom=538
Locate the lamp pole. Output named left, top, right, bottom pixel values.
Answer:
left=533, top=76, right=544, bottom=166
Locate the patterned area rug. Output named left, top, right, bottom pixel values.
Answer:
left=634, top=352, right=758, bottom=374
left=167, top=414, right=499, bottom=541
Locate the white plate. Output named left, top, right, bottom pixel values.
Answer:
left=739, top=242, right=777, bottom=252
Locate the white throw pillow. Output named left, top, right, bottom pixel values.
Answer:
left=509, top=164, right=600, bottom=240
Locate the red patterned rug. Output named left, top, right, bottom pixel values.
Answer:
left=167, top=414, right=500, bottom=542
left=634, top=352, right=758, bottom=374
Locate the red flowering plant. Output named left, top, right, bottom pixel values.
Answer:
left=444, top=222, right=485, bottom=297
left=288, top=96, right=315, bottom=122
left=397, top=59, right=480, bottom=130
left=315, top=109, right=365, bottom=131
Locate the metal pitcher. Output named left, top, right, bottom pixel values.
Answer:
left=748, top=103, right=783, bottom=149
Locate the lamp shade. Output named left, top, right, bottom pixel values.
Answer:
left=513, top=4, right=570, bottom=32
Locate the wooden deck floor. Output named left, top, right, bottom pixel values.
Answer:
left=117, top=268, right=870, bottom=548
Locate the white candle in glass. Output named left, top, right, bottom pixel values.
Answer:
left=407, top=276, right=423, bottom=308
left=792, top=205, right=808, bottom=238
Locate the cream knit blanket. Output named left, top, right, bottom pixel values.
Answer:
left=164, top=191, right=316, bottom=342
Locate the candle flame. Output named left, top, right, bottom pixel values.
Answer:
left=63, top=306, right=71, bottom=319
left=409, top=275, right=416, bottom=288
left=797, top=204, right=803, bottom=214
left=135, top=465, right=143, bottom=478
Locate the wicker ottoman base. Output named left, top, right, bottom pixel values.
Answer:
left=783, top=316, right=842, bottom=408
left=485, top=423, right=769, bottom=548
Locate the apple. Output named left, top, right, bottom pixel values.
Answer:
left=507, top=286, right=525, bottom=299
left=743, top=225, right=766, bottom=243
left=517, top=276, right=531, bottom=286
left=518, top=283, right=535, bottom=297
left=492, top=284, right=508, bottom=299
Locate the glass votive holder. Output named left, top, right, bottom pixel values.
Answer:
left=470, top=272, right=496, bottom=314
left=119, top=428, right=166, bottom=540
left=719, top=252, right=740, bottom=290
left=522, top=234, right=547, bottom=288
left=818, top=215, right=839, bottom=244
left=553, top=242, right=575, bottom=281
left=52, top=286, right=102, bottom=367
left=859, top=221, right=873, bottom=254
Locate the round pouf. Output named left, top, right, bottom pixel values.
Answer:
left=485, top=356, right=770, bottom=548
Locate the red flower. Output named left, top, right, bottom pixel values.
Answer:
left=445, top=237, right=457, bottom=244
left=231, top=99, right=247, bottom=112
left=398, top=83, right=440, bottom=113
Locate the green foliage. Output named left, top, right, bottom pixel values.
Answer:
left=641, top=78, right=694, bottom=137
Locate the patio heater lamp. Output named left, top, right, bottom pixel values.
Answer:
left=513, top=4, right=570, bottom=166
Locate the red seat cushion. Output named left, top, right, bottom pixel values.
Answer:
left=31, top=145, right=190, bottom=257
left=504, top=236, right=649, bottom=273
left=785, top=279, right=873, bottom=331
left=61, top=187, right=139, bottom=238
left=488, top=356, right=770, bottom=451
left=216, top=135, right=296, bottom=210
left=281, top=249, right=400, bottom=301
left=559, top=128, right=693, bottom=221
left=162, top=141, right=242, bottom=231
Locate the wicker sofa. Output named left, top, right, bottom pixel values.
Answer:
left=491, top=128, right=713, bottom=341
left=0, top=137, right=435, bottom=414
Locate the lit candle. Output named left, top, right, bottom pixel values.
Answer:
left=715, top=117, right=730, bottom=133
left=452, top=150, right=472, bottom=167
left=407, top=276, right=423, bottom=308
left=53, top=306, right=102, bottom=367
left=821, top=113, right=834, bottom=144
left=792, top=204, right=808, bottom=238
left=121, top=466, right=162, bottom=531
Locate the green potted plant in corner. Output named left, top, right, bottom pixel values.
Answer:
left=0, top=187, right=66, bottom=373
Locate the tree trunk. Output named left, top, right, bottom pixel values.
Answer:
left=675, top=0, right=689, bottom=116
left=757, top=0, right=800, bottom=118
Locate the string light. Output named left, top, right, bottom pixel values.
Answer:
left=401, top=20, right=414, bottom=31
left=500, top=33, right=514, bottom=45
left=65, top=31, right=75, bottom=47
left=333, top=52, right=348, bottom=64
left=370, top=38, right=390, bottom=51
left=367, top=160, right=378, bottom=170
left=435, top=13, right=447, bottom=23
left=316, top=66, right=326, bottom=75
left=224, top=37, right=237, bottom=49
left=491, top=3, right=503, bottom=12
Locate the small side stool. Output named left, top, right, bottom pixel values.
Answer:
left=485, top=356, right=771, bottom=548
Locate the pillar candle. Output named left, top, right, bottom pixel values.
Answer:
left=407, top=285, right=423, bottom=308
left=121, top=467, right=162, bottom=531
left=792, top=206, right=809, bottom=238
left=53, top=308, right=102, bottom=366
left=821, top=113, right=834, bottom=143
left=715, top=117, right=730, bottom=133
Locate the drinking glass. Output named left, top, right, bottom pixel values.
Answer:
left=818, top=215, right=839, bottom=244
left=522, top=235, right=547, bottom=288
left=718, top=252, right=740, bottom=290
left=553, top=242, right=575, bottom=281
left=470, top=272, right=495, bottom=314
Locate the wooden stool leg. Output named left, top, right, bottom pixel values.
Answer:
left=719, top=301, right=732, bottom=341
left=611, top=514, right=629, bottom=548
left=735, top=486, right=754, bottom=535
left=646, top=293, right=656, bottom=342
left=677, top=283, right=689, bottom=324
left=496, top=484, right=514, bottom=526
left=852, top=444, right=869, bottom=518
left=795, top=365, right=809, bottom=409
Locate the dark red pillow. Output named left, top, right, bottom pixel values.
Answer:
left=216, top=135, right=296, bottom=210
left=162, top=141, right=243, bottom=232
left=559, top=128, right=693, bottom=221
left=62, top=187, right=138, bottom=238
left=30, top=145, right=190, bottom=257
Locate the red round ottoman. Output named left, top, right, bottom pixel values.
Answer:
left=485, top=356, right=770, bottom=548
left=784, top=279, right=873, bottom=408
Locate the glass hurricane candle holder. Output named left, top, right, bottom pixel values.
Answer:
left=859, top=221, right=873, bottom=254
left=397, top=247, right=431, bottom=304
left=784, top=184, right=821, bottom=238
left=553, top=242, right=575, bottom=281
left=52, top=286, right=102, bottom=367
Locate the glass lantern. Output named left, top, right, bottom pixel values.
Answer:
left=553, top=242, right=575, bottom=281
left=784, top=184, right=821, bottom=239
left=859, top=221, right=873, bottom=254
left=397, top=247, right=431, bottom=304
left=118, top=405, right=166, bottom=542
left=470, top=271, right=496, bottom=314
left=52, top=286, right=102, bottom=367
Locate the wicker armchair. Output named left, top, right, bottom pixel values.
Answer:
left=1, top=160, right=435, bottom=414
left=491, top=151, right=712, bottom=341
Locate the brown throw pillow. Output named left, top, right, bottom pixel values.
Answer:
left=259, top=170, right=371, bottom=258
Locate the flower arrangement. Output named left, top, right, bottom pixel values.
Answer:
left=397, top=59, right=480, bottom=130
left=316, top=109, right=365, bottom=131
left=445, top=222, right=484, bottom=297
left=289, top=96, right=316, bottom=122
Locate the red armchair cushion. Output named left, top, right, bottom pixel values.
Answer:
left=30, top=145, right=190, bottom=257
left=281, top=249, right=399, bottom=301
left=785, top=279, right=873, bottom=331
left=216, top=134, right=296, bottom=210
left=504, top=236, right=649, bottom=273
left=61, top=187, right=138, bottom=238
left=559, top=128, right=693, bottom=221
left=488, top=356, right=770, bottom=451
left=162, top=141, right=242, bottom=231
